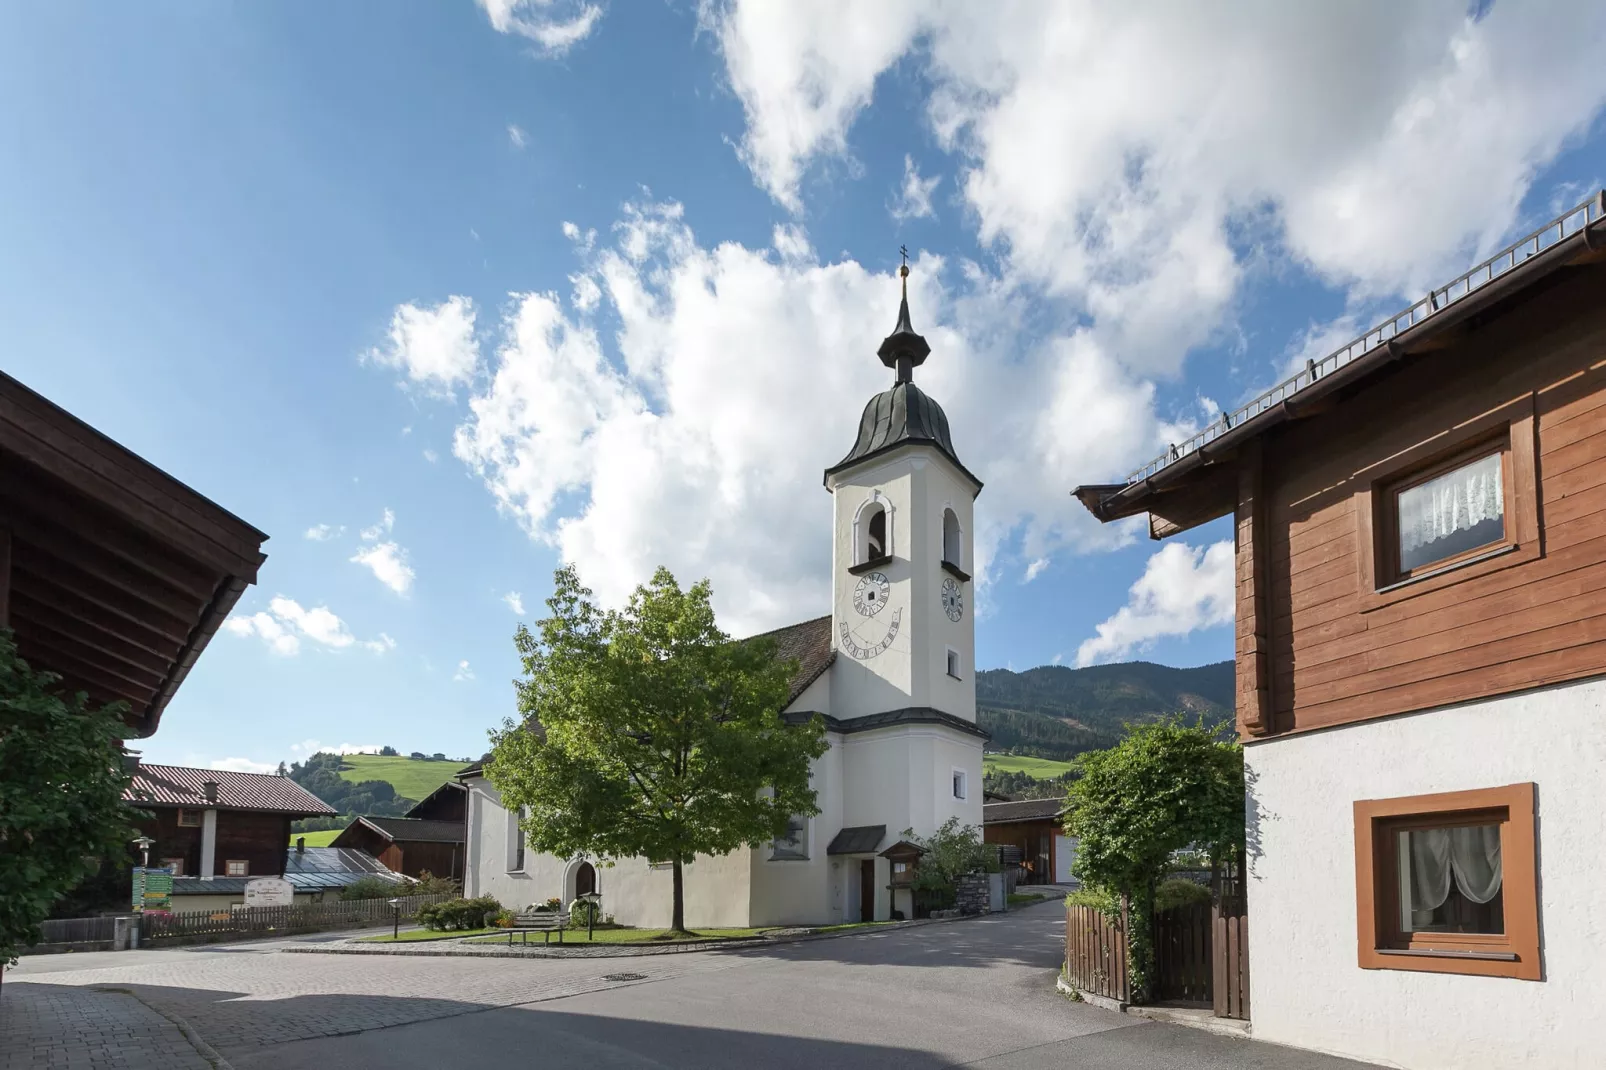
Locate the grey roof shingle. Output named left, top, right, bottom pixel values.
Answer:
left=125, top=763, right=336, bottom=816
left=982, top=798, right=1068, bottom=824
left=745, top=615, right=835, bottom=707
left=826, top=825, right=887, bottom=855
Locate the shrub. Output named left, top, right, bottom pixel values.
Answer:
left=1065, top=886, right=1119, bottom=916
left=412, top=871, right=460, bottom=896
left=569, top=896, right=601, bottom=927
left=339, top=876, right=402, bottom=902
left=1154, top=877, right=1211, bottom=911
left=418, top=895, right=503, bottom=931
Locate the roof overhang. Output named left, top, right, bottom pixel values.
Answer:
left=0, top=372, right=268, bottom=737
left=1074, top=193, right=1606, bottom=537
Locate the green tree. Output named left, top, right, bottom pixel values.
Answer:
left=0, top=633, right=135, bottom=970
left=1062, top=717, right=1244, bottom=1002
left=899, top=817, right=998, bottom=899
left=487, top=565, right=829, bottom=935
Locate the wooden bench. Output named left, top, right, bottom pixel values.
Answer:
left=507, top=911, right=568, bottom=946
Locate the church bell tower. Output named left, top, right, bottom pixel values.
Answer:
left=823, top=259, right=982, bottom=722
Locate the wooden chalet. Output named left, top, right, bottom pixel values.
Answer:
left=982, top=797, right=1073, bottom=886
left=125, top=763, right=336, bottom=881
left=331, top=815, right=465, bottom=881
left=1074, top=192, right=1606, bottom=1066
left=0, top=371, right=268, bottom=738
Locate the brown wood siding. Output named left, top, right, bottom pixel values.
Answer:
left=135, top=808, right=290, bottom=878
left=398, top=840, right=462, bottom=881
left=1251, top=264, right=1606, bottom=735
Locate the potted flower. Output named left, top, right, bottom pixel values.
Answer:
left=531, top=896, right=562, bottom=914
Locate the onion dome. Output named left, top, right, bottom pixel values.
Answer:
left=825, top=261, right=981, bottom=490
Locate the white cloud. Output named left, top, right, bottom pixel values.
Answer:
left=478, top=0, right=602, bottom=56
left=454, top=660, right=476, bottom=682
left=890, top=155, right=940, bottom=222
left=364, top=296, right=479, bottom=395
left=508, top=123, right=529, bottom=149
left=446, top=199, right=1178, bottom=635
left=290, top=740, right=379, bottom=758
left=710, top=1, right=1606, bottom=372
left=351, top=541, right=415, bottom=596
left=503, top=591, right=526, bottom=614
left=221, top=597, right=392, bottom=656
left=360, top=508, right=396, bottom=541
left=363, top=633, right=398, bottom=654
left=351, top=509, right=416, bottom=595
left=304, top=523, right=344, bottom=541
left=210, top=757, right=278, bottom=774
left=423, top=448, right=440, bottom=463
left=1075, top=540, right=1235, bottom=666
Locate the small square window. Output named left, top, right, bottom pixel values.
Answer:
left=161, top=858, right=185, bottom=876
left=770, top=815, right=809, bottom=861
left=224, top=860, right=248, bottom=877
left=952, top=770, right=967, bottom=801
left=946, top=649, right=961, bottom=679
left=1384, top=443, right=1506, bottom=582
left=177, top=809, right=202, bottom=827
left=1354, top=783, right=1538, bottom=979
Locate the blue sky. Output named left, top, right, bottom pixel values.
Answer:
left=4, top=2, right=1605, bottom=772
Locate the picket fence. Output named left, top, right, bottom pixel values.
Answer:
left=34, top=893, right=454, bottom=950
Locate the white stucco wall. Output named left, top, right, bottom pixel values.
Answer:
left=1246, top=677, right=1606, bottom=1070
left=465, top=775, right=755, bottom=928
left=828, top=446, right=979, bottom=721
left=749, top=729, right=845, bottom=926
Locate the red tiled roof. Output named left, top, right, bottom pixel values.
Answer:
left=125, top=763, right=336, bottom=816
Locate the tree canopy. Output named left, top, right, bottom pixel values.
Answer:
left=0, top=633, right=135, bottom=968
left=487, top=565, right=829, bottom=933
left=1062, top=717, right=1244, bottom=1000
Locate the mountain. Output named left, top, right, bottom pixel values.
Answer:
left=976, top=660, right=1235, bottom=761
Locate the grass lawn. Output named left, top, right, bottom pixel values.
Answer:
left=358, top=927, right=503, bottom=943
left=1008, top=891, right=1054, bottom=906
left=336, top=753, right=464, bottom=802
left=467, top=927, right=769, bottom=946
left=982, top=754, right=1077, bottom=779
left=288, top=828, right=342, bottom=847
left=805, top=921, right=897, bottom=934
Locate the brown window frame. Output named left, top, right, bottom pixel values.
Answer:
left=1353, top=782, right=1540, bottom=980
left=1379, top=438, right=1509, bottom=584
left=177, top=808, right=203, bottom=827
left=224, top=859, right=249, bottom=877
left=1355, top=393, right=1539, bottom=613
left=161, top=857, right=185, bottom=876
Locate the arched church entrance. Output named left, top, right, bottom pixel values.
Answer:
left=574, top=861, right=597, bottom=898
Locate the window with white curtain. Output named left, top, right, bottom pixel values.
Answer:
left=1354, top=782, right=1538, bottom=979
left=1393, top=448, right=1505, bottom=575
left=1396, top=823, right=1503, bottom=935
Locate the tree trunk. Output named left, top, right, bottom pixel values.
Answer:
left=671, top=858, right=686, bottom=933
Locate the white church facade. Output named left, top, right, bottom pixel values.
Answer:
left=460, top=268, right=987, bottom=927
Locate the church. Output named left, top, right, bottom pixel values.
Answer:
left=460, top=266, right=986, bottom=927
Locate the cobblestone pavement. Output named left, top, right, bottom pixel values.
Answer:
left=4, top=941, right=745, bottom=1058
left=4, top=905, right=1385, bottom=1069
left=0, top=982, right=215, bottom=1070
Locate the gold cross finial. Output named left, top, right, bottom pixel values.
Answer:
left=899, top=244, right=910, bottom=278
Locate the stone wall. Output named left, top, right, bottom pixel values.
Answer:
left=955, top=873, right=989, bottom=916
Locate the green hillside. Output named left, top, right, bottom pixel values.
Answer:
left=978, top=660, right=1234, bottom=762
left=336, top=754, right=463, bottom=801
left=982, top=754, right=1078, bottom=779
left=288, top=828, right=342, bottom=847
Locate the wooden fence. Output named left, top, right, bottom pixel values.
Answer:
left=139, top=893, right=454, bottom=945
left=1064, top=902, right=1128, bottom=1003
left=1153, top=902, right=1212, bottom=1003
left=1065, top=899, right=1250, bottom=1020
left=1212, top=902, right=1250, bottom=1020
left=36, top=915, right=118, bottom=946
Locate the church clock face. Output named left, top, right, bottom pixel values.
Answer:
left=941, top=577, right=964, bottom=622
left=839, top=608, right=902, bottom=660
left=852, top=571, right=890, bottom=617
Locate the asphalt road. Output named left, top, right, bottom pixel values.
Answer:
left=9, top=903, right=1382, bottom=1069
